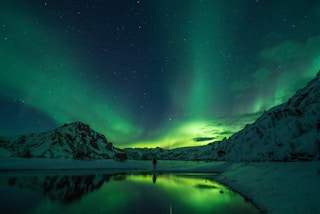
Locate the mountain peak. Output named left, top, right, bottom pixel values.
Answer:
left=0, top=121, right=116, bottom=159
left=60, top=122, right=91, bottom=131
left=56, top=122, right=102, bottom=139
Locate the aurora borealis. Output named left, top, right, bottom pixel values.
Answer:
left=1, top=0, right=320, bottom=148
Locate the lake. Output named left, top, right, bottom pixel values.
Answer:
left=0, top=172, right=260, bottom=214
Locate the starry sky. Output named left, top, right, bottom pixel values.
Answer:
left=1, top=0, right=320, bottom=149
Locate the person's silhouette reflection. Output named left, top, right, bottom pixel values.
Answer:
left=152, top=173, right=157, bottom=184
left=152, top=157, right=157, bottom=184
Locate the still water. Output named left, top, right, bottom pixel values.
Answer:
left=0, top=172, right=260, bottom=214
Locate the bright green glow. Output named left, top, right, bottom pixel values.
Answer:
left=30, top=174, right=258, bottom=214
left=129, top=120, right=218, bottom=149
left=0, top=5, right=141, bottom=143
left=128, top=117, right=256, bottom=149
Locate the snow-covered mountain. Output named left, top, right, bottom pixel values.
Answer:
left=0, top=122, right=123, bottom=159
left=211, top=71, right=320, bottom=161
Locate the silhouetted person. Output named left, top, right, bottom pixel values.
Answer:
left=153, top=157, right=157, bottom=170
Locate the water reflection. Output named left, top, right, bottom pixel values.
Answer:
left=1, top=174, right=111, bottom=203
left=0, top=172, right=260, bottom=214
left=153, top=172, right=157, bottom=184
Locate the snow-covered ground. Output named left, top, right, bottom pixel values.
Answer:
left=0, top=158, right=319, bottom=213
left=0, top=158, right=225, bottom=175
left=215, top=161, right=320, bottom=214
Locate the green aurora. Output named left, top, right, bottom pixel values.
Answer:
left=1, top=0, right=320, bottom=148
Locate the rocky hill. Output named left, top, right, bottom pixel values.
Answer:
left=0, top=122, right=123, bottom=159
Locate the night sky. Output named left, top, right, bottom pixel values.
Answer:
left=1, top=0, right=320, bottom=148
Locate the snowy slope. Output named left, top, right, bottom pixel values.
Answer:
left=215, top=162, right=320, bottom=214
left=0, top=122, right=121, bottom=159
left=212, top=71, right=320, bottom=161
